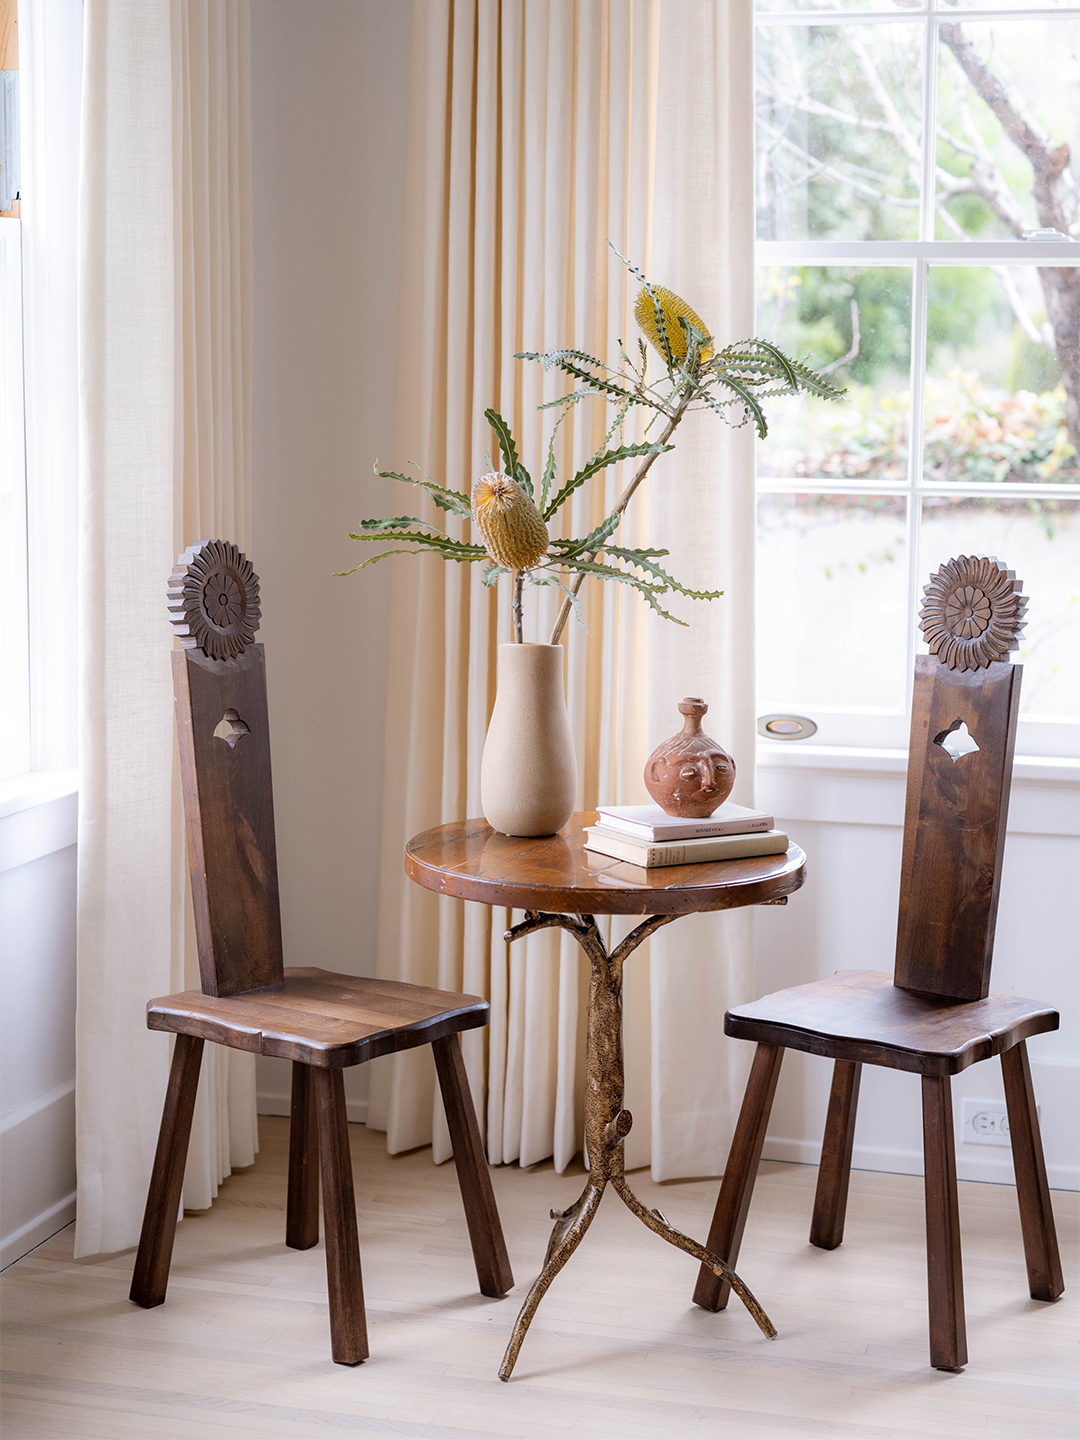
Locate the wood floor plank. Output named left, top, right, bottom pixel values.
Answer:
left=1, top=1120, right=1075, bottom=1440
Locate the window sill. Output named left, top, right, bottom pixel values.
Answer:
left=756, top=743, right=1078, bottom=836
left=0, top=770, right=79, bottom=821
left=0, top=771, right=79, bottom=874
left=756, top=741, right=1080, bottom=786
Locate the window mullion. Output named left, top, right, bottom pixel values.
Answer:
left=919, top=13, right=939, bottom=244
left=908, top=11, right=938, bottom=700
left=905, top=257, right=930, bottom=715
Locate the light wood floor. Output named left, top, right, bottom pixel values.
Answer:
left=2, top=1118, right=1076, bottom=1440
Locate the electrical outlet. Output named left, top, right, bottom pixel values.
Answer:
left=961, top=1098, right=1028, bottom=1148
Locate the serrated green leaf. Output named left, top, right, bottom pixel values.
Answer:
left=352, top=515, right=442, bottom=534
left=537, top=387, right=604, bottom=411
left=518, top=350, right=636, bottom=405
left=695, top=371, right=768, bottom=438
left=347, top=528, right=486, bottom=560
left=482, top=564, right=507, bottom=587
left=373, top=461, right=472, bottom=516
left=605, top=545, right=723, bottom=600
left=517, top=347, right=608, bottom=371
left=675, top=313, right=712, bottom=374
left=708, top=339, right=845, bottom=402
left=334, top=549, right=425, bottom=576
left=549, top=508, right=623, bottom=559
left=484, top=408, right=532, bottom=497
left=544, top=440, right=673, bottom=520
left=552, top=555, right=687, bottom=625
left=645, top=290, right=674, bottom=369
left=538, top=390, right=579, bottom=514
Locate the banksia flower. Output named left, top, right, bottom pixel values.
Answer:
left=471, top=472, right=550, bottom=570
left=634, top=285, right=714, bottom=368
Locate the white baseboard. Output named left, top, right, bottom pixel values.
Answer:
left=1, top=1080, right=78, bottom=1268
left=761, top=1135, right=1079, bottom=1191
left=0, top=1191, right=76, bottom=1270
left=257, top=1090, right=369, bottom=1126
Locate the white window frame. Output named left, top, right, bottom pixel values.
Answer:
left=753, top=3, right=1080, bottom=761
left=0, top=215, right=30, bottom=783
left=0, top=0, right=81, bottom=807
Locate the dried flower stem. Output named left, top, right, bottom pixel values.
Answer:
left=512, top=569, right=524, bottom=644
left=548, top=383, right=696, bottom=645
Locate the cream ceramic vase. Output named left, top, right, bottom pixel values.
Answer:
left=481, top=642, right=577, bottom=837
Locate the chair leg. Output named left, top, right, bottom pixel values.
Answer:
left=432, top=1033, right=514, bottom=1298
left=810, top=1059, right=862, bottom=1250
left=313, top=1066, right=368, bottom=1365
left=130, top=1034, right=205, bottom=1308
left=286, top=1062, right=320, bottom=1250
left=693, top=1042, right=784, bottom=1312
left=1002, top=1041, right=1064, bottom=1302
left=921, top=1074, right=967, bottom=1371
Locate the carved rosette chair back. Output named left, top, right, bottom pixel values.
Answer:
left=694, top=556, right=1062, bottom=1371
left=130, top=540, right=513, bottom=1365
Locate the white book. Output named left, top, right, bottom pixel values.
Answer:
left=594, top=799, right=774, bottom=843
left=584, top=826, right=790, bottom=869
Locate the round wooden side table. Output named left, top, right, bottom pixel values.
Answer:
left=405, top=813, right=807, bottom=1380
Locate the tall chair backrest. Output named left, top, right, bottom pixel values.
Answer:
left=893, top=555, right=1027, bottom=1002
left=167, top=540, right=285, bottom=998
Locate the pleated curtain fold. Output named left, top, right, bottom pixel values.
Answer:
left=371, top=0, right=757, bottom=1182
left=75, top=0, right=256, bottom=1256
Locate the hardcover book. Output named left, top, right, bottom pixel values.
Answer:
left=583, top=826, right=789, bottom=869
left=594, top=799, right=774, bottom=843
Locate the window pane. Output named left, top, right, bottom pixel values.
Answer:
left=935, top=18, right=1080, bottom=241
left=757, top=493, right=909, bottom=710
left=757, top=266, right=912, bottom=483
left=756, top=24, right=923, bottom=241
left=919, top=498, right=1080, bottom=718
left=944, top=0, right=1077, bottom=8
left=757, top=0, right=924, bottom=10
left=923, top=266, right=1079, bottom=485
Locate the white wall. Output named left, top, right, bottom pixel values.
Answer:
left=0, top=784, right=78, bottom=1266
left=756, top=749, right=1079, bottom=1190
left=249, top=0, right=411, bottom=1122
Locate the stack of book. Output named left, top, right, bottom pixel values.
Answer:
left=583, top=801, right=788, bottom=870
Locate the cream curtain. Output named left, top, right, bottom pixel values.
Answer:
left=372, top=0, right=756, bottom=1182
left=75, top=0, right=256, bottom=1256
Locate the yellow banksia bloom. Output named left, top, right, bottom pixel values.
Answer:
left=634, top=285, right=714, bottom=367
left=471, top=472, right=549, bottom=570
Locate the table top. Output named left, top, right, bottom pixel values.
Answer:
left=405, top=814, right=806, bottom=916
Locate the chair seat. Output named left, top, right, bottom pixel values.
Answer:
left=147, top=967, right=489, bottom=1068
left=725, top=969, right=1058, bottom=1076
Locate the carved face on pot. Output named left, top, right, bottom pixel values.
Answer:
left=644, top=698, right=736, bottom=818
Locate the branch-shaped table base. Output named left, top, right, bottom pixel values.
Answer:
left=498, top=910, right=777, bottom=1382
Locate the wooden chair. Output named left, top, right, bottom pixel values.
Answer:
left=694, top=555, right=1063, bottom=1371
left=130, top=539, right=513, bottom=1364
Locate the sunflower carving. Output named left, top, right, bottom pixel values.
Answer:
left=919, top=555, right=1026, bottom=672
left=168, top=539, right=261, bottom=660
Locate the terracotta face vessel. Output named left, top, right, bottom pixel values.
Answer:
left=644, top=697, right=735, bottom=818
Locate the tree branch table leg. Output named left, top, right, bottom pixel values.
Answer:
left=497, top=911, right=777, bottom=1381
left=612, top=1177, right=776, bottom=1340
left=498, top=1181, right=604, bottom=1382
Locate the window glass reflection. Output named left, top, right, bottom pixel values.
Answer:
left=924, top=267, right=1078, bottom=485
left=757, top=266, right=912, bottom=483
left=758, top=493, right=909, bottom=710
left=757, top=24, right=923, bottom=242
